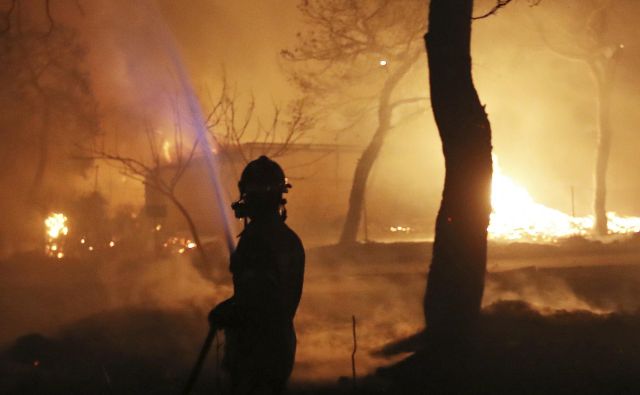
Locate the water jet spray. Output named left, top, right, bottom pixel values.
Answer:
left=148, top=2, right=236, bottom=253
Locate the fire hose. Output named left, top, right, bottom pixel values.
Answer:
left=182, top=326, right=217, bottom=395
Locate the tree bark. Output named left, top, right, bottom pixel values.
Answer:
left=339, top=50, right=420, bottom=244
left=590, top=49, right=620, bottom=236
left=592, top=68, right=610, bottom=236
left=423, top=0, right=493, bottom=334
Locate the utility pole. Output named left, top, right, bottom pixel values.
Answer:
left=570, top=185, right=575, bottom=218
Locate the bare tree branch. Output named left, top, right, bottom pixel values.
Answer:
left=389, top=96, right=429, bottom=111
left=531, top=14, right=595, bottom=62
left=171, top=134, right=201, bottom=190
left=205, top=76, right=315, bottom=164
left=283, top=0, right=429, bottom=244
left=472, top=0, right=542, bottom=20
left=531, top=0, right=622, bottom=235
left=79, top=122, right=210, bottom=264
left=472, top=0, right=514, bottom=20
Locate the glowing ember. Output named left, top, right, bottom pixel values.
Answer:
left=45, top=213, right=68, bottom=239
left=389, top=226, right=411, bottom=233
left=44, top=213, right=69, bottom=259
left=489, top=156, right=640, bottom=241
left=163, top=236, right=197, bottom=255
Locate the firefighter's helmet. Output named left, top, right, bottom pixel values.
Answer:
left=238, top=156, right=289, bottom=195
left=232, top=156, right=291, bottom=219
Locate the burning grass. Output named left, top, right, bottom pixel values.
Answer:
left=44, top=213, right=69, bottom=259
left=489, top=156, right=640, bottom=242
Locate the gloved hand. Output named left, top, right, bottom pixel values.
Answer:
left=208, top=298, right=236, bottom=328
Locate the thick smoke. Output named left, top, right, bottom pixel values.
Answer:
left=3, top=0, right=640, bottom=393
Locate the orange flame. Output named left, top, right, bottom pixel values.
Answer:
left=488, top=156, right=640, bottom=242
left=44, top=213, right=69, bottom=259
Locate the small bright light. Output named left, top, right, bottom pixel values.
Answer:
left=80, top=238, right=85, bottom=244
left=44, top=220, right=65, bottom=257
left=155, top=224, right=162, bottom=231
left=178, top=248, right=185, bottom=254
left=379, top=60, right=387, bottom=66
left=186, top=242, right=196, bottom=249
left=45, top=213, right=69, bottom=239
left=109, top=241, right=115, bottom=248
left=620, top=43, right=625, bottom=49
left=389, top=226, right=411, bottom=233
left=88, top=246, right=94, bottom=251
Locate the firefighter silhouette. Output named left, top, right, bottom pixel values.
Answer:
left=209, top=156, right=305, bottom=394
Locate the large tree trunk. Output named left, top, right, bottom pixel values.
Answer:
left=591, top=49, right=620, bottom=236
left=592, top=69, right=611, bottom=236
left=339, top=51, right=420, bottom=244
left=423, top=0, right=493, bottom=335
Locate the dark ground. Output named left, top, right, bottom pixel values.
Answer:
left=2, top=238, right=640, bottom=394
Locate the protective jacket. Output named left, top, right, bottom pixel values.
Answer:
left=213, top=214, right=304, bottom=394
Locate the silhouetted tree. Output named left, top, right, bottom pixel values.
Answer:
left=0, top=0, right=99, bottom=251
left=535, top=0, right=622, bottom=235
left=89, top=80, right=314, bottom=265
left=423, top=0, right=493, bottom=334
left=87, top=125, right=208, bottom=263
left=283, top=0, right=428, bottom=244
left=0, top=0, right=100, bottom=204
left=205, top=77, right=314, bottom=166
